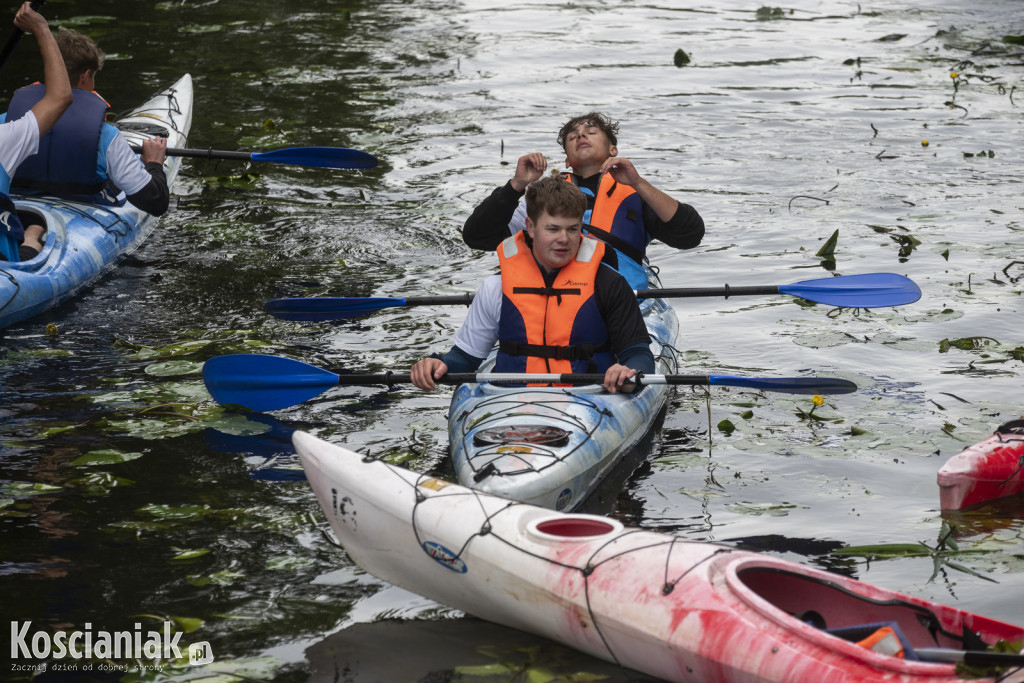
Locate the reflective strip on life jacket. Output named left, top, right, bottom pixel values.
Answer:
left=856, top=626, right=906, bottom=659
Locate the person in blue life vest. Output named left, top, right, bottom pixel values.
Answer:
left=0, top=2, right=72, bottom=262
left=461, top=112, right=704, bottom=289
left=3, top=27, right=169, bottom=259
left=412, top=176, right=655, bottom=395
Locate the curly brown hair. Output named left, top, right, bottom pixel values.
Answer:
left=556, top=112, right=619, bottom=150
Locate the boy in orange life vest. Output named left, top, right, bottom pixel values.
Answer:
left=412, top=176, right=655, bottom=394
left=461, top=112, right=704, bottom=290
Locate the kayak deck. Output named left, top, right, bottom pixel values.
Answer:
left=448, top=292, right=680, bottom=511
left=0, top=74, right=193, bottom=330
left=295, top=430, right=1024, bottom=683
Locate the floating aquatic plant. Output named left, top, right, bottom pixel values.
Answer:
left=70, top=449, right=144, bottom=467
left=828, top=522, right=999, bottom=584
left=755, top=6, right=786, bottom=20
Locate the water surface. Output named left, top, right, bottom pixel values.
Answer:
left=1, top=0, right=1021, bottom=680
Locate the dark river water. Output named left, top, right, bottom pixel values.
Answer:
left=1, top=0, right=1022, bottom=681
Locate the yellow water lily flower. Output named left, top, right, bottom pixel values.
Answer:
left=812, top=395, right=824, bottom=407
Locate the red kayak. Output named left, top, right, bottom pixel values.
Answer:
left=295, top=431, right=1024, bottom=682
left=938, top=419, right=1024, bottom=510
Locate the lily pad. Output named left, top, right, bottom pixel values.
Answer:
left=726, top=501, right=801, bottom=517
left=145, top=361, right=204, bottom=377
left=70, top=449, right=144, bottom=467
left=265, top=555, right=316, bottom=571
left=0, top=482, right=62, bottom=497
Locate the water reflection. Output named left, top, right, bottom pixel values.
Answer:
left=1, top=0, right=1022, bottom=677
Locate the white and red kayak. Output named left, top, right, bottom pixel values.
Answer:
left=937, top=419, right=1024, bottom=510
left=294, top=430, right=1024, bottom=683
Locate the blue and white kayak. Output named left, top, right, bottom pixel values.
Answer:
left=0, top=74, right=193, bottom=330
left=448, top=270, right=680, bottom=511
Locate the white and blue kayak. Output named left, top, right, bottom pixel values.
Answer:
left=293, top=430, right=1024, bottom=683
left=448, top=271, right=679, bottom=511
left=0, top=74, right=193, bottom=330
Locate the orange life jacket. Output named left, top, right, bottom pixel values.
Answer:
left=561, top=171, right=647, bottom=266
left=495, top=231, right=612, bottom=376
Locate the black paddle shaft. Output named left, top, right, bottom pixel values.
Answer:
left=330, top=372, right=727, bottom=388
left=0, top=0, right=46, bottom=72
left=639, top=284, right=780, bottom=299
left=332, top=372, right=604, bottom=388
left=129, top=145, right=250, bottom=161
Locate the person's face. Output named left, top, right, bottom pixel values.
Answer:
left=563, top=122, right=616, bottom=169
left=525, top=210, right=582, bottom=272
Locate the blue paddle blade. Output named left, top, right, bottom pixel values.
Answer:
left=203, top=354, right=340, bottom=411
left=709, top=375, right=857, bottom=394
left=250, top=146, right=379, bottom=170
left=264, top=297, right=407, bottom=322
left=779, top=273, right=921, bottom=308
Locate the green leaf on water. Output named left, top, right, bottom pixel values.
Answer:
left=265, top=555, right=315, bottom=571
left=815, top=229, right=839, bottom=259
left=132, top=340, right=213, bottom=361
left=169, top=548, right=211, bottom=563
left=70, top=449, right=144, bottom=467
left=139, top=503, right=211, bottom=520
left=717, top=419, right=736, bottom=435
left=171, top=616, right=204, bottom=633
left=37, top=423, right=82, bottom=438
left=456, top=663, right=515, bottom=676
left=673, top=48, right=691, bottom=67
left=187, top=570, right=245, bottom=587
left=0, top=481, right=63, bottom=497
left=726, top=501, right=800, bottom=517
left=830, top=543, right=931, bottom=558
left=145, top=360, right=204, bottom=377
left=67, top=472, right=135, bottom=496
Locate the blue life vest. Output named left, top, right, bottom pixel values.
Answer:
left=563, top=172, right=650, bottom=289
left=7, top=85, right=111, bottom=201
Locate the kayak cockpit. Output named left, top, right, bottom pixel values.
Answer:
left=1, top=207, right=53, bottom=269
left=730, top=561, right=1021, bottom=665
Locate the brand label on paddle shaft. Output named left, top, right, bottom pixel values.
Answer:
left=422, top=542, right=467, bottom=573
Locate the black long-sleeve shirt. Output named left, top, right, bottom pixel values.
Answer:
left=462, top=178, right=704, bottom=253
left=124, top=162, right=169, bottom=216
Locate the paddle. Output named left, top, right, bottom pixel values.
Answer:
left=129, top=144, right=378, bottom=170
left=202, top=354, right=858, bottom=412
left=264, top=273, right=921, bottom=322
left=915, top=647, right=1024, bottom=667
left=0, top=0, right=45, bottom=73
